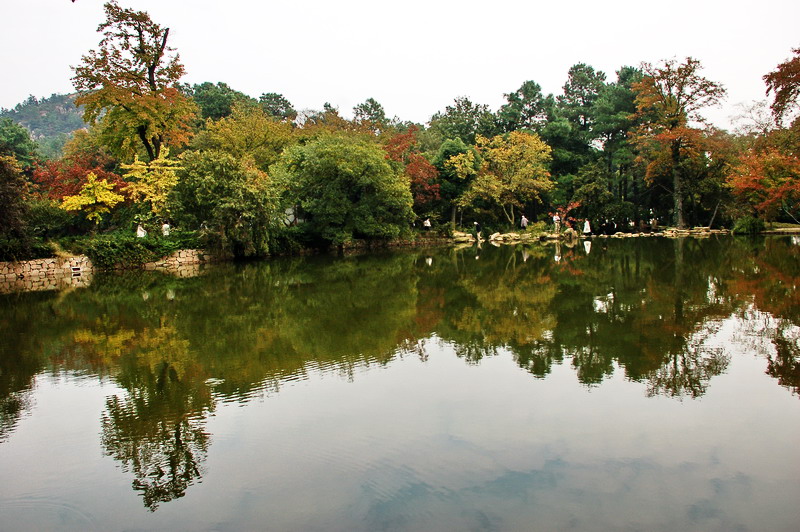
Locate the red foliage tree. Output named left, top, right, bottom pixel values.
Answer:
left=384, top=127, right=440, bottom=210
left=764, top=47, right=800, bottom=126
left=32, top=148, right=126, bottom=201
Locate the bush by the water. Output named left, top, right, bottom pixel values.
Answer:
left=24, top=200, right=85, bottom=238
left=0, top=237, right=54, bottom=261
left=79, top=231, right=200, bottom=268
left=732, top=216, right=766, bottom=235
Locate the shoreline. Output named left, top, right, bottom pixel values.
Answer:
left=2, top=230, right=798, bottom=294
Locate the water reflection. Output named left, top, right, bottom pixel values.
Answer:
left=1, top=236, right=799, bottom=512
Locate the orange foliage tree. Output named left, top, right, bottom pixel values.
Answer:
left=764, top=47, right=800, bottom=127
left=72, top=1, right=196, bottom=161
left=632, top=58, right=726, bottom=228
left=728, top=145, right=800, bottom=221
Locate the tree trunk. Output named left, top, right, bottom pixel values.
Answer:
left=672, top=140, right=686, bottom=228
left=138, top=126, right=156, bottom=161
left=707, top=200, right=720, bottom=228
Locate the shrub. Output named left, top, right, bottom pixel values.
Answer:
left=732, top=216, right=765, bottom=235
left=0, top=237, right=54, bottom=261
left=525, top=221, right=548, bottom=235
left=436, top=224, right=454, bottom=238
left=82, top=233, right=185, bottom=268
left=24, top=199, right=83, bottom=238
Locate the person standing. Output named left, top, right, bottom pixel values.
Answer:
left=520, top=215, right=528, bottom=230
left=474, top=221, right=482, bottom=241
left=583, top=219, right=591, bottom=236
left=552, top=213, right=561, bottom=233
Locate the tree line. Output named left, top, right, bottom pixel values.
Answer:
left=1, top=0, right=799, bottom=259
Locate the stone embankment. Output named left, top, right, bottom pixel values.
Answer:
left=0, top=249, right=213, bottom=294
left=0, top=255, right=94, bottom=294
left=481, top=227, right=732, bottom=243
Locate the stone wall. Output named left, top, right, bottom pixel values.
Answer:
left=141, top=249, right=214, bottom=270
left=0, top=249, right=213, bottom=294
left=0, top=255, right=94, bottom=294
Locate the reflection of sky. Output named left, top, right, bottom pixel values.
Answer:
left=1, top=323, right=799, bottom=531
left=194, top=332, right=798, bottom=532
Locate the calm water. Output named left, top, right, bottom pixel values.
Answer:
left=1, top=236, right=798, bottom=531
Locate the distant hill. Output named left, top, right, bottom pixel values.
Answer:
left=1, top=93, right=87, bottom=158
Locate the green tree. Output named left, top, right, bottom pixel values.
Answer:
left=353, top=97, right=388, bottom=133
left=496, top=80, right=553, bottom=133
left=259, top=93, right=297, bottom=122
left=72, top=1, right=197, bottom=161
left=0, top=156, right=30, bottom=239
left=0, top=118, right=39, bottom=169
left=429, top=96, right=496, bottom=144
left=171, top=150, right=281, bottom=257
left=558, top=63, right=607, bottom=133
left=191, top=82, right=254, bottom=120
left=539, top=64, right=607, bottom=194
left=571, top=161, right=632, bottom=223
left=432, top=137, right=479, bottom=226
left=589, top=66, right=644, bottom=220
left=274, top=135, right=415, bottom=246
left=192, top=104, right=294, bottom=171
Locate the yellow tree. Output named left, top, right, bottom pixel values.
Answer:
left=193, top=103, right=294, bottom=171
left=61, top=172, right=125, bottom=225
left=450, top=131, right=553, bottom=226
left=122, top=149, right=182, bottom=219
left=72, top=1, right=197, bottom=161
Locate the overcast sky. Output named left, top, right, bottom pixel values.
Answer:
left=2, top=0, right=798, bottom=129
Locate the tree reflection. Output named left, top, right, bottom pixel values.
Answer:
left=719, top=238, right=800, bottom=396
left=100, top=321, right=212, bottom=511
left=2, top=234, right=800, bottom=511
left=0, top=292, right=51, bottom=442
left=102, top=391, right=209, bottom=511
left=766, top=326, right=800, bottom=396
left=645, top=327, right=730, bottom=398
left=434, top=245, right=557, bottom=365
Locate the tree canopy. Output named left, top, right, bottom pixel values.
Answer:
left=274, top=134, right=415, bottom=246
left=632, top=57, right=726, bottom=228
left=72, top=1, right=196, bottom=161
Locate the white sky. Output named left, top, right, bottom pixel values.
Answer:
left=2, top=0, right=798, bottom=130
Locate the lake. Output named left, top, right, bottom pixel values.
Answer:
left=1, top=236, right=798, bottom=531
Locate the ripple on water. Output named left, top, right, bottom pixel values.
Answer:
left=0, top=496, right=101, bottom=532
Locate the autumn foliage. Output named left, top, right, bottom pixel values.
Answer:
left=385, top=127, right=440, bottom=209
left=729, top=146, right=800, bottom=220
left=72, top=1, right=197, bottom=161
left=764, top=47, right=800, bottom=126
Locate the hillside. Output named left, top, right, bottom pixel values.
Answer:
left=1, top=93, right=86, bottom=139
left=1, top=93, right=87, bottom=159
